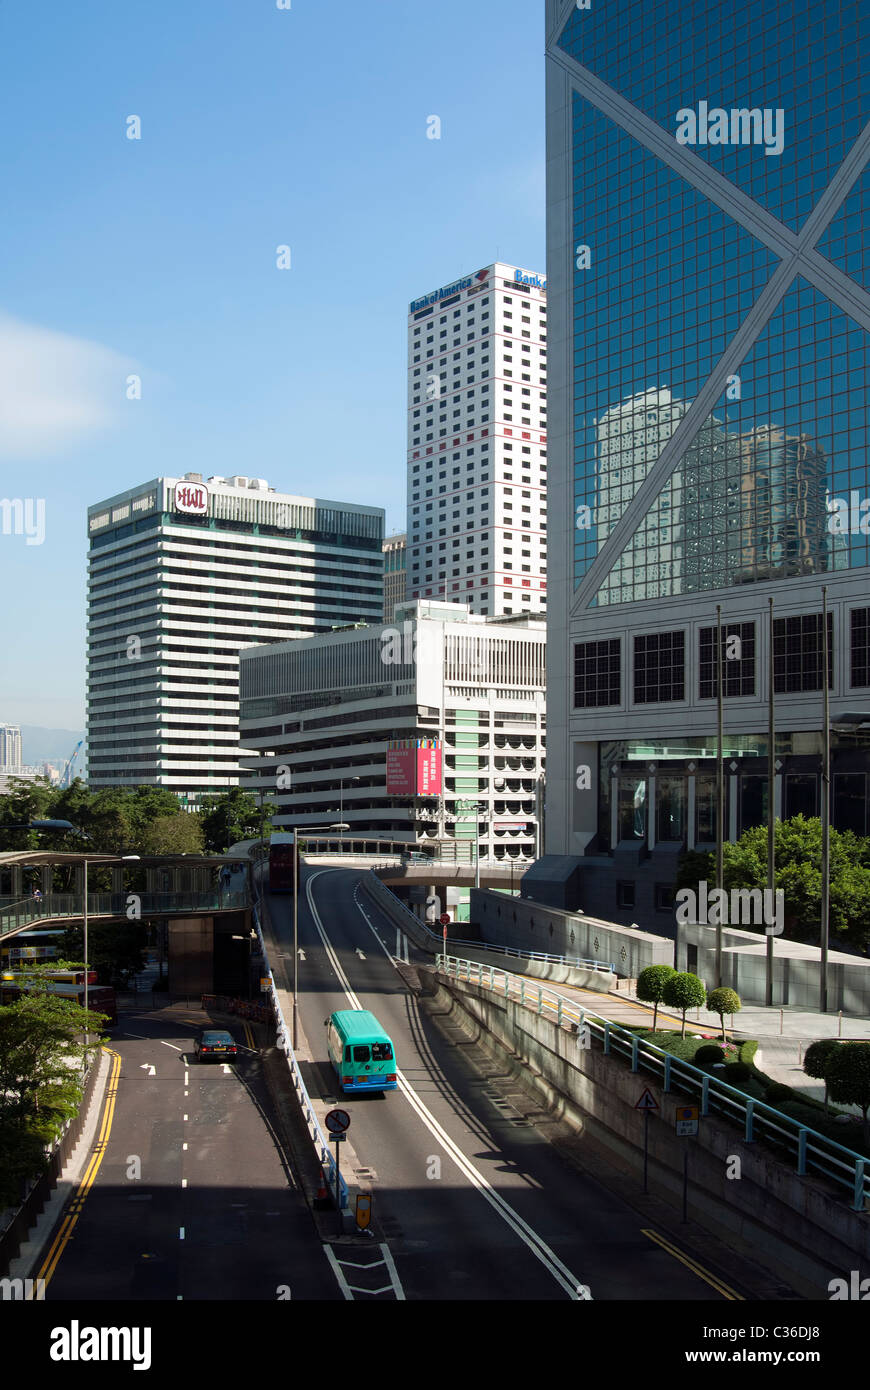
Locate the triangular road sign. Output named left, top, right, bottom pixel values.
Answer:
left=635, top=1087, right=659, bottom=1111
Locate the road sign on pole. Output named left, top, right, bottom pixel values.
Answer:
left=635, top=1088, right=659, bottom=1111
left=325, top=1108, right=351, bottom=1135
left=675, top=1105, right=699, bottom=1137
left=355, top=1193, right=372, bottom=1232
left=635, top=1088, right=658, bottom=1195
left=440, top=913, right=451, bottom=926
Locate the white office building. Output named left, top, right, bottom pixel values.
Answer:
left=239, top=600, right=546, bottom=864
left=0, top=724, right=22, bottom=773
left=87, top=474, right=384, bottom=800
left=407, top=262, right=548, bottom=616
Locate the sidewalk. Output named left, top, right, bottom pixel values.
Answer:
left=548, top=975, right=870, bottom=1111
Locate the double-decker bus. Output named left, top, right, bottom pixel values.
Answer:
left=0, top=969, right=118, bottom=1026
left=268, top=833, right=296, bottom=893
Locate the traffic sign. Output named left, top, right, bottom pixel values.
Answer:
left=440, top=913, right=451, bottom=926
left=325, top=1108, right=351, bottom=1135
left=635, top=1088, right=659, bottom=1111
left=675, top=1105, right=699, bottom=1137
left=355, top=1194, right=372, bottom=1230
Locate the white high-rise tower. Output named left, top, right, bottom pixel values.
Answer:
left=406, top=262, right=548, bottom=616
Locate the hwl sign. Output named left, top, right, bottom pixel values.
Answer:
left=175, top=484, right=209, bottom=515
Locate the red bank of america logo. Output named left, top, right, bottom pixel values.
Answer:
left=175, top=484, right=209, bottom=515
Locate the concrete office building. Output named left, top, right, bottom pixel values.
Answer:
left=407, top=262, right=548, bottom=616
left=87, top=474, right=384, bottom=800
left=239, top=599, right=546, bottom=864
left=383, top=532, right=407, bottom=621
left=0, top=724, right=22, bottom=773
left=544, top=0, right=870, bottom=927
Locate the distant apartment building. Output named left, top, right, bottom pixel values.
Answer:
left=86, top=474, right=384, bottom=801
left=0, top=724, right=22, bottom=773
left=406, top=261, right=548, bottom=616
left=239, top=600, right=546, bottom=864
left=383, top=532, right=407, bottom=620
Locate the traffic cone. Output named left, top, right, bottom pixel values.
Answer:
left=314, top=1169, right=332, bottom=1210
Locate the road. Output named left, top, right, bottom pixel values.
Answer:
left=40, top=1002, right=339, bottom=1301
left=267, top=865, right=753, bottom=1301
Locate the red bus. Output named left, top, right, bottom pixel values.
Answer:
left=269, top=833, right=296, bottom=893
left=0, top=974, right=117, bottom=1026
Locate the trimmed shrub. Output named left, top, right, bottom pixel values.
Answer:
left=695, top=1044, right=726, bottom=1065
left=636, top=965, right=677, bottom=1030
left=765, top=1082, right=792, bottom=1105
left=725, top=1061, right=752, bottom=1083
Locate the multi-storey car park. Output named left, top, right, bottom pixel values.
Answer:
left=407, top=261, right=548, bottom=617
left=86, top=474, right=384, bottom=803
left=239, top=599, right=546, bottom=867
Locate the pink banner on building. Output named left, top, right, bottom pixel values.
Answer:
left=417, top=744, right=442, bottom=796
left=386, top=746, right=416, bottom=795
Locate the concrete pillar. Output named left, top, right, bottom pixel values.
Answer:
left=647, top=774, right=656, bottom=850
left=610, top=768, right=619, bottom=849
left=111, top=866, right=124, bottom=894
left=10, top=864, right=22, bottom=898
left=729, top=771, right=739, bottom=842
left=687, top=773, right=696, bottom=851
left=41, top=864, right=53, bottom=896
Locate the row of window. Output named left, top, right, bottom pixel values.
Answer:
left=574, top=609, right=870, bottom=707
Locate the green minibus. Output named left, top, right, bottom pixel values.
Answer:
left=324, top=1009, right=398, bottom=1093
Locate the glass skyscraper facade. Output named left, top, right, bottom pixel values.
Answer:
left=544, top=0, right=870, bottom=923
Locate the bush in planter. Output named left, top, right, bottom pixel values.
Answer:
left=724, top=1061, right=752, bottom=1083
left=765, top=1082, right=792, bottom=1106
left=695, top=1044, right=726, bottom=1065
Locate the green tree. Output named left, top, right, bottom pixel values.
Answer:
left=200, top=788, right=273, bottom=854
left=0, top=979, right=108, bottom=1208
left=662, top=971, right=707, bottom=1038
left=138, top=813, right=204, bottom=855
left=706, top=986, right=741, bottom=1042
left=825, top=1042, right=870, bottom=1144
left=803, top=1038, right=842, bottom=1115
left=675, top=815, right=870, bottom=951
left=636, top=964, right=676, bottom=1030
left=59, top=921, right=147, bottom=988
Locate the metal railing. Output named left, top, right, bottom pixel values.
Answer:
left=436, top=954, right=870, bottom=1212
left=0, top=891, right=249, bottom=939
left=362, top=872, right=615, bottom=974
left=251, top=902, right=347, bottom=1210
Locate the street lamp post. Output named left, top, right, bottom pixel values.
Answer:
left=820, top=588, right=831, bottom=1013
left=291, top=822, right=348, bottom=1050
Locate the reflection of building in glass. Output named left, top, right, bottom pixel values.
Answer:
left=734, top=426, right=839, bottom=582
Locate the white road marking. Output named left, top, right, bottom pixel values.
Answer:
left=183, top=1143, right=188, bottom=1151
left=323, top=1245, right=354, bottom=1301
left=179, top=1228, right=185, bottom=1240
left=181, top=1179, right=187, bottom=1188
left=312, top=872, right=586, bottom=1301
left=183, top=1114, right=188, bottom=1121
left=139, top=1064, right=156, bottom=1076
left=161, top=1041, right=183, bottom=1051
left=118, top=1032, right=149, bottom=1039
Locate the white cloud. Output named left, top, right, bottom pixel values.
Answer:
left=0, top=312, right=136, bottom=460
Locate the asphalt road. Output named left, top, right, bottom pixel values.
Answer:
left=268, top=865, right=746, bottom=1301
left=42, top=1002, right=339, bottom=1301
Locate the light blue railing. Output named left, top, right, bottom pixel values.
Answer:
left=0, top=892, right=249, bottom=942
left=251, top=901, right=348, bottom=1210
left=361, top=871, right=615, bottom=974
left=437, top=954, right=870, bottom=1213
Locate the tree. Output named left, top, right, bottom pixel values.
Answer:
left=636, top=964, right=676, bottom=1030
left=825, top=1042, right=870, bottom=1144
left=138, top=813, right=204, bottom=855
left=200, top=788, right=272, bottom=854
left=803, top=1038, right=842, bottom=1115
left=662, top=971, right=707, bottom=1038
left=0, top=979, right=108, bottom=1208
left=706, top=987, right=741, bottom=1042
left=675, top=815, right=870, bottom=952
left=59, top=921, right=147, bottom=988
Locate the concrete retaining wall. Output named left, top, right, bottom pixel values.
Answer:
left=471, top=888, right=674, bottom=978
left=360, top=873, right=615, bottom=990
left=428, top=968, right=869, bottom=1297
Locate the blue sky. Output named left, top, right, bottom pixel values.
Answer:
left=0, top=0, right=546, bottom=732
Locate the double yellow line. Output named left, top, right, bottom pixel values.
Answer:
left=35, top=1047, right=122, bottom=1293
left=642, top=1227, right=744, bottom=1299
